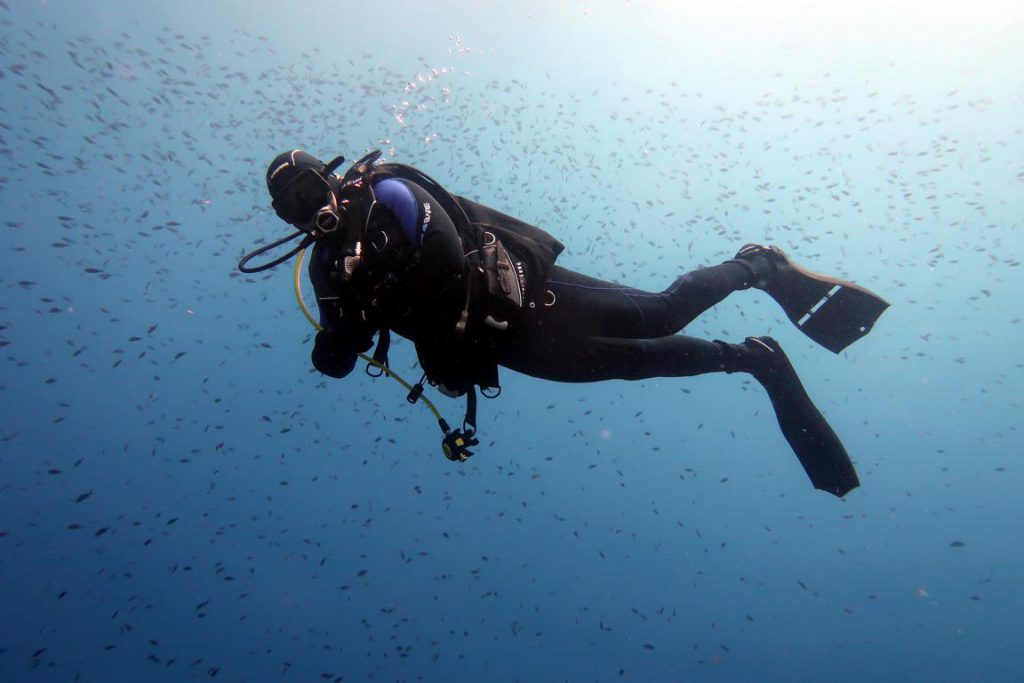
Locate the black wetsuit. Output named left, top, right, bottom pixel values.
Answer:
left=306, top=168, right=862, bottom=497
left=310, top=174, right=752, bottom=387
left=496, top=262, right=752, bottom=382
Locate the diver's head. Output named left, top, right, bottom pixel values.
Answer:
left=266, top=150, right=343, bottom=237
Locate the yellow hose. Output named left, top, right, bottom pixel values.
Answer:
left=293, top=247, right=323, bottom=332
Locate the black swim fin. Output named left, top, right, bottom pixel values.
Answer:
left=743, top=337, right=860, bottom=497
left=735, top=245, right=889, bottom=354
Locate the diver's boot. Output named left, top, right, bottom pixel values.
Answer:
left=727, top=244, right=890, bottom=354
left=714, top=336, right=860, bottom=497
left=727, top=243, right=791, bottom=290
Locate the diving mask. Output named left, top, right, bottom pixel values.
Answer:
left=270, top=168, right=340, bottom=233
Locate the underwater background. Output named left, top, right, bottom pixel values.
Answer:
left=1, top=1, right=1022, bottom=681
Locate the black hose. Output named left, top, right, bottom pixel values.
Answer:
left=238, top=231, right=314, bottom=273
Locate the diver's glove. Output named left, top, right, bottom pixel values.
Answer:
left=311, top=330, right=358, bottom=378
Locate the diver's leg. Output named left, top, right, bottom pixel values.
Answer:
left=542, top=263, right=753, bottom=339
left=497, top=332, right=727, bottom=383
left=496, top=332, right=858, bottom=497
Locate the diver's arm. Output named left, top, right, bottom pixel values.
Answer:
left=307, top=243, right=376, bottom=378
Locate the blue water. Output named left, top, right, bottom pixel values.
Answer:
left=1, top=1, right=1022, bottom=681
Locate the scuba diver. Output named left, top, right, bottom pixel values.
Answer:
left=239, top=149, right=889, bottom=498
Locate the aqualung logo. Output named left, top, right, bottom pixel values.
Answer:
left=421, top=202, right=432, bottom=236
